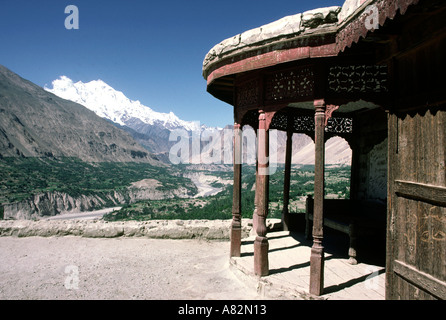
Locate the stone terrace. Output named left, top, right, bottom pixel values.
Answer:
left=231, top=230, right=386, bottom=300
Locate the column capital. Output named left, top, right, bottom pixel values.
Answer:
left=314, top=99, right=326, bottom=113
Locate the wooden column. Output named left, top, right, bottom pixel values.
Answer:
left=347, top=136, right=359, bottom=265
left=230, top=123, right=242, bottom=257
left=254, top=110, right=269, bottom=276
left=282, top=129, right=293, bottom=231
left=253, top=161, right=259, bottom=235
left=349, top=133, right=359, bottom=201
left=310, top=99, right=326, bottom=296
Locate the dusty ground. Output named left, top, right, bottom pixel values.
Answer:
left=0, top=236, right=266, bottom=300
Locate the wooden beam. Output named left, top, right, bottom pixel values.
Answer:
left=393, top=260, right=446, bottom=300
left=386, top=112, right=398, bottom=300
left=394, top=180, right=446, bottom=206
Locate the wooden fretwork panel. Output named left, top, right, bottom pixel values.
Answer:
left=264, top=66, right=314, bottom=103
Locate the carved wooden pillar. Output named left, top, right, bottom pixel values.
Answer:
left=230, top=122, right=242, bottom=257
left=348, top=135, right=359, bottom=265
left=349, top=135, right=359, bottom=202
left=254, top=110, right=269, bottom=276
left=282, top=129, right=293, bottom=231
left=253, top=160, right=259, bottom=234
left=310, top=99, right=326, bottom=296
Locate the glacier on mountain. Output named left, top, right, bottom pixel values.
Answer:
left=45, top=76, right=202, bottom=132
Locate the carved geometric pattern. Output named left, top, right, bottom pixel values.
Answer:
left=241, top=111, right=353, bottom=135
left=325, top=117, right=353, bottom=134
left=327, top=65, right=388, bottom=93
left=265, top=66, right=315, bottom=102
left=241, top=109, right=259, bottom=130
left=236, top=78, right=260, bottom=108
left=269, top=112, right=288, bottom=131
left=293, top=115, right=315, bottom=133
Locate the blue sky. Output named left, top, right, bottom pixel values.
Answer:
left=0, top=0, right=344, bottom=128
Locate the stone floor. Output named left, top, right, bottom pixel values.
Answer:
left=230, top=230, right=386, bottom=300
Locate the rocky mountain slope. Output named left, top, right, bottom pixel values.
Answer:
left=0, top=65, right=158, bottom=164
left=0, top=65, right=200, bottom=219
left=2, top=181, right=193, bottom=220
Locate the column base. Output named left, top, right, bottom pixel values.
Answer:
left=281, top=209, right=289, bottom=232
left=348, top=223, right=358, bottom=265
left=230, top=225, right=241, bottom=257
left=254, top=236, right=269, bottom=276
left=309, top=241, right=324, bottom=296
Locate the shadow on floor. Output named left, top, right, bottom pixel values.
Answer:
left=323, top=268, right=385, bottom=295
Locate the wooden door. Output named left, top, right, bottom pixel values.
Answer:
left=386, top=110, right=446, bottom=300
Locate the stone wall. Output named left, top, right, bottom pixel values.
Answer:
left=354, top=109, right=388, bottom=202
left=0, top=218, right=282, bottom=240
left=366, top=138, right=387, bottom=200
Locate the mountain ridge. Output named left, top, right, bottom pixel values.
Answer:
left=0, top=64, right=160, bottom=164
left=45, top=76, right=203, bottom=131
left=46, top=76, right=352, bottom=165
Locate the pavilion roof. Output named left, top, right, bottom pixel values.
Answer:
left=202, top=0, right=420, bottom=83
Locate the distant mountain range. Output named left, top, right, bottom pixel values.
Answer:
left=0, top=64, right=351, bottom=220
left=45, top=76, right=352, bottom=165
left=45, top=76, right=202, bottom=131
left=45, top=76, right=204, bottom=155
left=0, top=65, right=159, bottom=164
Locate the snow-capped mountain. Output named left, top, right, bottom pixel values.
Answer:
left=45, top=76, right=351, bottom=165
left=0, top=65, right=157, bottom=163
left=45, top=76, right=201, bottom=132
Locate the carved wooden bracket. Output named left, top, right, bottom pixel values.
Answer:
left=257, top=109, right=277, bottom=132
left=234, top=108, right=248, bottom=125
left=325, top=104, right=340, bottom=126
left=264, top=111, right=277, bottom=131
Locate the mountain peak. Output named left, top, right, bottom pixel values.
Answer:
left=45, top=77, right=202, bottom=132
left=0, top=65, right=159, bottom=164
